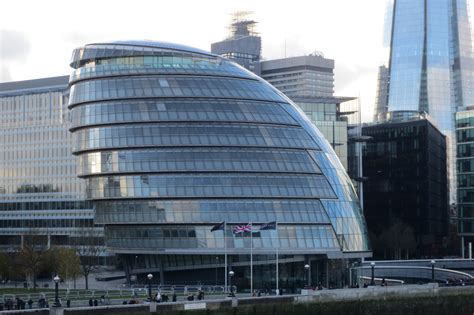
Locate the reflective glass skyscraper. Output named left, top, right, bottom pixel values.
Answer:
left=376, top=0, right=474, bottom=204
left=68, top=41, right=370, bottom=288
left=0, top=76, right=96, bottom=250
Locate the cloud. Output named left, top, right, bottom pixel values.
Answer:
left=262, top=34, right=309, bottom=60
left=335, top=62, right=375, bottom=93
left=0, top=30, right=31, bottom=61
left=61, top=32, right=100, bottom=46
left=0, top=30, right=31, bottom=82
left=0, top=65, right=11, bottom=82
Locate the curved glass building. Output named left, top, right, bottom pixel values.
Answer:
left=68, top=40, right=370, bottom=289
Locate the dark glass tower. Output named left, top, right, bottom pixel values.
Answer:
left=375, top=0, right=474, bottom=205
left=68, top=41, right=370, bottom=288
left=362, top=117, right=448, bottom=258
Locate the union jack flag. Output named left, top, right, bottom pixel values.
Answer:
left=233, top=223, right=252, bottom=234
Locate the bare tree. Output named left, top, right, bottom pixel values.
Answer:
left=14, top=232, right=50, bottom=289
left=71, top=227, right=105, bottom=290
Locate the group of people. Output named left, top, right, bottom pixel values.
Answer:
left=444, top=278, right=473, bottom=286
left=88, top=295, right=109, bottom=307
left=0, top=297, right=28, bottom=310
left=186, top=289, right=205, bottom=301
left=0, top=296, right=49, bottom=310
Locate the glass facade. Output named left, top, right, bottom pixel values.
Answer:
left=456, top=109, right=474, bottom=239
left=68, top=40, right=370, bottom=285
left=260, top=55, right=357, bottom=171
left=0, top=77, right=97, bottom=250
left=362, top=118, right=448, bottom=257
left=379, top=0, right=474, bottom=205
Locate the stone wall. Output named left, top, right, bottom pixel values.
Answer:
left=5, top=284, right=474, bottom=315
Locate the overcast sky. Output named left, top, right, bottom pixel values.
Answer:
left=1, top=0, right=473, bottom=121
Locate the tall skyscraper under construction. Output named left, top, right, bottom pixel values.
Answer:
left=211, top=11, right=262, bottom=73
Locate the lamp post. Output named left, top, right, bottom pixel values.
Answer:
left=370, top=262, right=375, bottom=286
left=147, top=274, right=153, bottom=300
left=53, top=275, right=60, bottom=307
left=229, top=270, right=234, bottom=293
left=430, top=260, right=435, bottom=283
left=304, top=264, right=310, bottom=287
left=215, top=256, right=219, bottom=286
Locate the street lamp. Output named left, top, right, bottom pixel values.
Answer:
left=229, top=270, right=235, bottom=293
left=430, top=260, right=436, bottom=283
left=304, top=264, right=310, bottom=287
left=215, top=256, right=219, bottom=286
left=147, top=274, right=153, bottom=300
left=370, top=262, right=375, bottom=286
left=53, top=275, right=60, bottom=307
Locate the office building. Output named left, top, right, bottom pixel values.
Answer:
left=211, top=11, right=262, bottom=73
left=362, top=116, right=448, bottom=258
left=0, top=76, right=96, bottom=250
left=260, top=54, right=334, bottom=98
left=456, top=108, right=474, bottom=253
left=374, top=0, right=474, bottom=205
left=68, top=40, right=371, bottom=289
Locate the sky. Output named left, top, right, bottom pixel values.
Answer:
left=0, top=0, right=472, bottom=122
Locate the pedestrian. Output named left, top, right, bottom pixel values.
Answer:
left=172, top=292, right=177, bottom=302
left=88, top=299, right=93, bottom=307
left=27, top=299, right=33, bottom=309
left=93, top=299, right=98, bottom=306
left=197, top=290, right=204, bottom=300
left=66, top=299, right=71, bottom=308
left=381, top=278, right=386, bottom=287
left=156, top=291, right=161, bottom=303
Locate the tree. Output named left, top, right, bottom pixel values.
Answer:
left=72, top=227, right=105, bottom=290
left=46, top=247, right=81, bottom=289
left=379, top=219, right=416, bottom=259
left=0, top=252, right=12, bottom=281
left=442, top=223, right=460, bottom=257
left=14, top=233, right=50, bottom=289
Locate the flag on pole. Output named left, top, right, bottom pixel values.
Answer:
left=233, top=223, right=252, bottom=234
left=259, top=221, right=277, bottom=231
left=211, top=221, right=225, bottom=232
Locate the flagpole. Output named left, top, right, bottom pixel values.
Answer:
left=276, top=222, right=279, bottom=294
left=224, top=221, right=228, bottom=293
left=250, top=222, right=253, bottom=295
